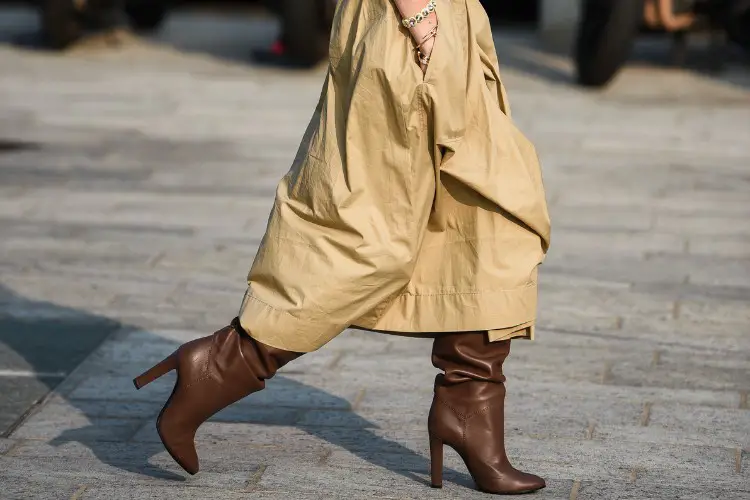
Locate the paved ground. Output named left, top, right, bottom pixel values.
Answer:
left=0, top=7, right=749, bottom=500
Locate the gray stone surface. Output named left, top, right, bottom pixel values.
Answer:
left=77, top=486, right=263, bottom=500
left=2, top=478, right=83, bottom=500
left=0, top=454, right=254, bottom=489
left=575, top=480, right=750, bottom=500
left=0, top=6, right=748, bottom=499
left=0, top=314, right=119, bottom=434
left=0, top=438, right=17, bottom=455
left=257, top=461, right=574, bottom=499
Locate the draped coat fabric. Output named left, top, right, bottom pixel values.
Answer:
left=238, top=0, right=551, bottom=352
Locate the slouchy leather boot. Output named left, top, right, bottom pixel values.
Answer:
left=428, top=332, right=545, bottom=494
left=133, top=317, right=302, bottom=475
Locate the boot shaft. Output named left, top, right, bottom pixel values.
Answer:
left=428, top=332, right=545, bottom=494
left=431, top=331, right=511, bottom=384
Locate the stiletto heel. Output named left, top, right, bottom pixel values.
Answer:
left=429, top=435, right=443, bottom=488
left=133, top=353, right=178, bottom=389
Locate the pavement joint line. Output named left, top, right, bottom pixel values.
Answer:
left=107, top=294, right=127, bottom=308
left=2, top=396, right=49, bottom=439
left=2, top=439, right=24, bottom=457
left=20, top=324, right=134, bottom=408
left=736, top=448, right=742, bottom=473
left=600, top=362, right=613, bottom=384
left=629, top=468, right=639, bottom=484
left=651, top=350, right=662, bottom=367
left=352, top=388, right=367, bottom=411
left=291, top=409, right=305, bottom=425
left=640, top=402, right=653, bottom=427
left=245, top=464, right=268, bottom=491
left=740, top=391, right=748, bottom=409
left=568, top=479, right=581, bottom=500
left=317, top=448, right=333, bottom=466
left=615, top=317, right=624, bottom=330
left=671, top=300, right=681, bottom=320
left=170, top=281, right=188, bottom=299
left=69, top=485, right=88, bottom=500
left=326, top=351, right=347, bottom=370
left=242, top=218, right=259, bottom=231
left=585, top=422, right=596, bottom=440
left=147, top=251, right=166, bottom=269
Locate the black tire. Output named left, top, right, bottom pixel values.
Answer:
left=725, top=0, right=750, bottom=50
left=278, top=0, right=333, bottom=67
left=40, top=0, right=85, bottom=48
left=575, top=0, right=645, bottom=87
left=125, top=1, right=168, bottom=32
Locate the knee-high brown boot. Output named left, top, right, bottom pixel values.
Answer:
left=133, top=317, right=302, bottom=475
left=428, top=331, right=545, bottom=494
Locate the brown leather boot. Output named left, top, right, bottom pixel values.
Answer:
left=133, top=317, right=302, bottom=475
left=428, top=331, right=545, bottom=494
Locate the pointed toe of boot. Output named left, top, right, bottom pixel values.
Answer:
left=157, top=418, right=200, bottom=475
left=477, top=471, right=546, bottom=495
left=532, top=474, right=546, bottom=491
left=133, top=320, right=302, bottom=476
left=512, top=471, right=546, bottom=494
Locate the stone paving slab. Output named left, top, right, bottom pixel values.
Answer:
left=0, top=8, right=748, bottom=500
left=1, top=455, right=254, bottom=489
left=574, top=480, right=750, bottom=500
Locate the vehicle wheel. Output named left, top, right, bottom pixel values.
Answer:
left=125, top=1, right=167, bottom=32
left=278, top=0, right=333, bottom=67
left=725, top=0, right=750, bottom=50
left=40, top=0, right=85, bottom=48
left=575, top=0, right=645, bottom=87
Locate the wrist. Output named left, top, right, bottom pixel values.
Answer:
left=408, top=12, right=437, bottom=40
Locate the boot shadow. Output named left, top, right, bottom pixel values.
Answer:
left=211, top=375, right=471, bottom=488
left=0, top=284, right=471, bottom=488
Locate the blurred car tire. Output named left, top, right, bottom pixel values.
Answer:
left=575, top=0, right=646, bottom=87
left=278, top=0, right=334, bottom=66
left=40, top=0, right=84, bottom=48
left=125, top=1, right=168, bottom=32
left=725, top=0, right=750, bottom=49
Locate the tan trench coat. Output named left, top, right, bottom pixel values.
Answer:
left=238, top=0, right=551, bottom=352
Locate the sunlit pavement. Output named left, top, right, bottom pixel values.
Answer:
left=0, top=6, right=749, bottom=499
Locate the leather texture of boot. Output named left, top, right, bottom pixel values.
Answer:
left=133, top=317, right=302, bottom=475
left=428, top=331, right=545, bottom=494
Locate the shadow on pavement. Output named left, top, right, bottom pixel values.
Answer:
left=492, top=31, right=573, bottom=85
left=625, top=34, right=750, bottom=88
left=0, top=284, right=471, bottom=489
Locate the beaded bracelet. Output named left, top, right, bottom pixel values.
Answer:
left=402, top=0, right=437, bottom=29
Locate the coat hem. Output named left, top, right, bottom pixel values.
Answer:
left=352, top=282, right=538, bottom=335
left=349, top=322, right=535, bottom=342
left=238, top=282, right=538, bottom=353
